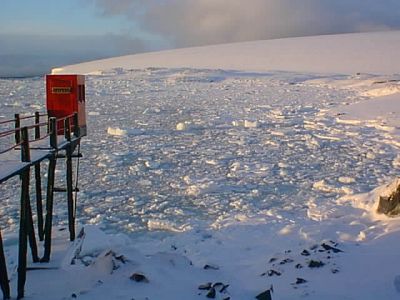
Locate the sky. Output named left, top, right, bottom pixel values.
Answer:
left=1, top=0, right=400, bottom=77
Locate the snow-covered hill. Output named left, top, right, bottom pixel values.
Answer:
left=53, top=31, right=400, bottom=75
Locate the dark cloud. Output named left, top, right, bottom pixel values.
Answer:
left=4, top=0, right=400, bottom=77
left=87, top=0, right=400, bottom=47
left=0, top=34, right=146, bottom=77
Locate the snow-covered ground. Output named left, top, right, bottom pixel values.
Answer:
left=1, top=31, right=400, bottom=299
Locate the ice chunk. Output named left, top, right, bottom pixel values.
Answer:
left=107, top=127, right=127, bottom=136
left=244, top=120, right=258, bottom=128
left=176, top=122, right=193, bottom=131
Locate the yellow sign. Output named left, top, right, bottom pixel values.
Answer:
left=52, top=87, right=72, bottom=94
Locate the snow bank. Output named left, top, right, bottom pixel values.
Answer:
left=5, top=179, right=400, bottom=299
left=53, top=31, right=400, bottom=76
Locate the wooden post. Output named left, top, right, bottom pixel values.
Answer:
left=73, top=112, right=79, bottom=137
left=0, top=229, right=10, bottom=299
left=49, top=117, right=57, bottom=149
left=20, top=127, right=30, bottom=163
left=34, top=111, right=40, bottom=140
left=64, top=118, right=71, bottom=141
left=15, top=113, right=21, bottom=144
left=41, top=156, right=56, bottom=262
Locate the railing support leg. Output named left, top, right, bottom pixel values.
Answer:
left=0, top=229, right=10, bottom=299
left=65, top=119, right=75, bottom=241
left=26, top=196, right=39, bottom=263
left=66, top=147, right=75, bottom=241
left=14, top=113, right=20, bottom=144
left=41, top=157, right=56, bottom=262
left=17, top=169, right=30, bottom=299
left=34, top=164, right=44, bottom=241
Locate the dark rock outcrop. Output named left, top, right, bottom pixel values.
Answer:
left=130, top=273, right=149, bottom=283
left=256, top=289, right=272, bottom=300
left=377, top=180, right=400, bottom=216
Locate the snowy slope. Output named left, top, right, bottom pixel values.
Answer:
left=53, top=31, right=400, bottom=76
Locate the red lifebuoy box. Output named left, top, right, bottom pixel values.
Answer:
left=46, top=75, right=86, bottom=137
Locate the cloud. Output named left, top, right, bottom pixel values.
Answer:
left=87, top=0, right=400, bottom=47
left=0, top=34, right=146, bottom=77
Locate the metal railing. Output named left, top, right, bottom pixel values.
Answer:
left=0, top=111, right=79, bottom=161
left=0, top=111, right=81, bottom=299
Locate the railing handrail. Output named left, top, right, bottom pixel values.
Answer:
left=0, top=111, right=79, bottom=156
left=56, top=113, right=76, bottom=122
left=0, top=141, right=23, bottom=155
left=0, top=122, right=48, bottom=138
left=1, top=111, right=49, bottom=156
left=0, top=112, right=47, bottom=125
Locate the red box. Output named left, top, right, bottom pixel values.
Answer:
left=46, top=75, right=86, bottom=136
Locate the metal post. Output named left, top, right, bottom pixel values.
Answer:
left=17, top=168, right=30, bottom=299
left=0, top=229, right=10, bottom=299
left=15, top=113, right=21, bottom=144
left=34, top=163, right=44, bottom=241
left=17, top=126, right=31, bottom=299
left=66, top=151, right=75, bottom=241
left=34, top=113, right=44, bottom=240
left=64, top=117, right=75, bottom=241
left=26, top=197, right=39, bottom=263
left=41, top=156, right=56, bottom=262
left=49, top=117, right=57, bottom=149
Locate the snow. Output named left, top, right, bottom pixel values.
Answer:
left=1, top=31, right=400, bottom=299
left=53, top=31, right=400, bottom=76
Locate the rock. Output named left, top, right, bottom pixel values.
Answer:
left=301, top=250, right=310, bottom=256
left=213, top=282, right=223, bottom=288
left=268, top=258, right=277, bottom=263
left=198, top=282, right=212, bottom=290
left=256, top=289, right=272, bottom=300
left=220, top=284, right=229, bottom=293
left=295, top=263, right=303, bottom=269
left=295, top=278, right=307, bottom=284
left=321, top=243, right=343, bottom=253
left=130, top=273, right=149, bottom=283
left=279, top=258, right=294, bottom=265
left=331, top=268, right=339, bottom=274
left=377, top=181, right=400, bottom=216
left=267, top=269, right=281, bottom=277
left=308, top=260, right=325, bottom=268
left=206, top=287, right=216, bottom=298
left=204, top=264, right=219, bottom=270
left=114, top=254, right=127, bottom=263
left=394, top=275, right=400, bottom=293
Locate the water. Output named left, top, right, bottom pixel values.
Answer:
left=0, top=69, right=398, bottom=237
